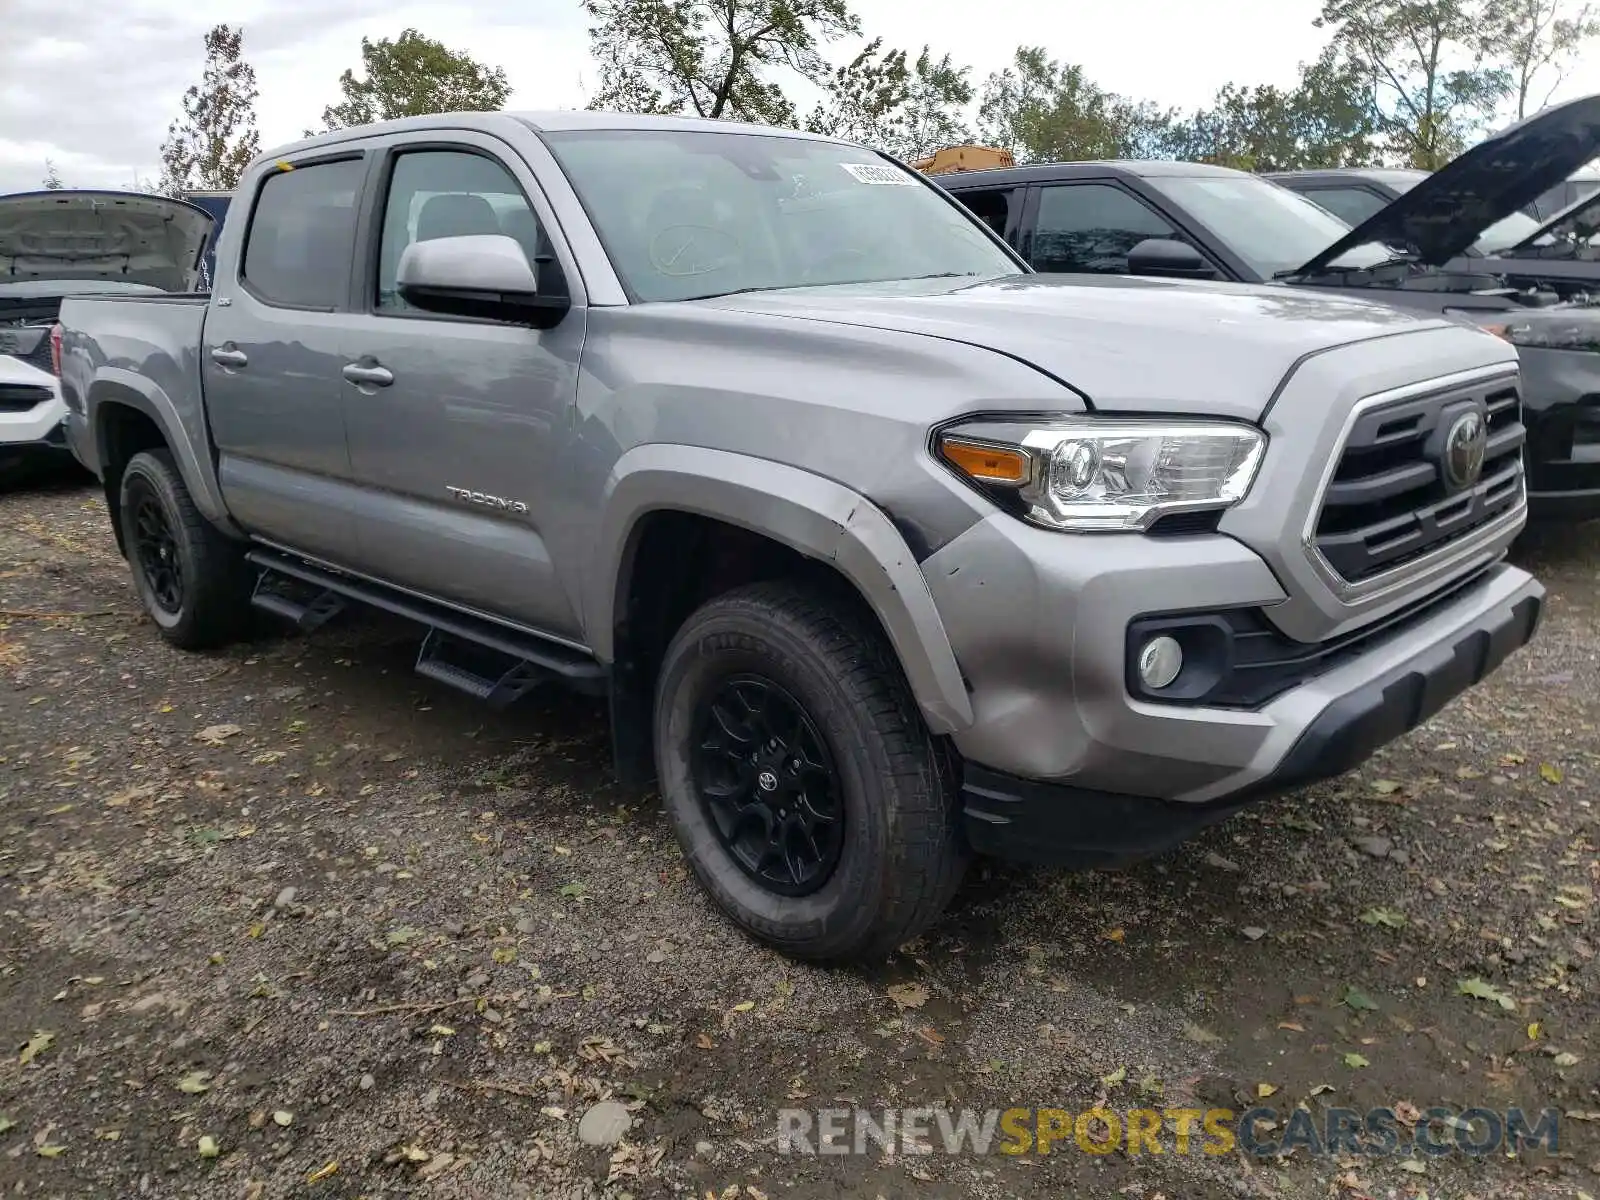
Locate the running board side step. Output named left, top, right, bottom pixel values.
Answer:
left=245, top=548, right=607, bottom=703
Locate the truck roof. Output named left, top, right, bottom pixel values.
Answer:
left=255, top=109, right=850, bottom=169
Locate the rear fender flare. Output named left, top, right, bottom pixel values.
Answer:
left=87, top=368, right=238, bottom=533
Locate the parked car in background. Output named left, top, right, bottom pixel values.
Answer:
left=937, top=94, right=1600, bottom=520
left=54, top=111, right=1542, bottom=959
left=1263, top=167, right=1553, bottom=259
left=1530, top=168, right=1600, bottom=220
left=0, top=190, right=213, bottom=480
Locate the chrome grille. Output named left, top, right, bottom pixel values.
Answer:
left=1311, top=374, right=1524, bottom=585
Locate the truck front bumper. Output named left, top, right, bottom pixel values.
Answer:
left=922, top=516, right=1542, bottom=867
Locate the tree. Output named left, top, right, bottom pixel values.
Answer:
left=42, top=160, right=64, bottom=190
left=805, top=38, right=972, bottom=158
left=321, top=30, right=511, bottom=130
left=583, top=0, right=858, bottom=125
left=158, top=24, right=261, bottom=194
left=976, top=47, right=1177, bottom=163
left=1171, top=48, right=1379, bottom=171
left=1485, top=0, right=1600, bottom=117
left=1316, top=0, right=1509, bottom=168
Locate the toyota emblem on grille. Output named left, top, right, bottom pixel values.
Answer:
left=1442, top=410, right=1487, bottom=492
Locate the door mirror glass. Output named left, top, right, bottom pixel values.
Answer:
left=1125, top=237, right=1217, bottom=280
left=396, top=234, right=569, bottom=326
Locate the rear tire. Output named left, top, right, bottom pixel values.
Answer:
left=119, top=449, right=250, bottom=650
left=654, top=580, right=967, bottom=961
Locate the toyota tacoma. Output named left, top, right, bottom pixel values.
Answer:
left=55, top=112, right=1543, bottom=959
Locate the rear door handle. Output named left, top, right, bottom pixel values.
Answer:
left=210, top=346, right=248, bottom=369
left=342, top=363, right=394, bottom=388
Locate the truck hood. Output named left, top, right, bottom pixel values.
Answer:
left=0, top=190, right=213, bottom=291
left=1296, top=92, right=1600, bottom=274
left=703, top=274, right=1442, bottom=420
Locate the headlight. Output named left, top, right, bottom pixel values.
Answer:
left=936, top=416, right=1266, bottom=532
left=1446, top=307, right=1600, bottom=351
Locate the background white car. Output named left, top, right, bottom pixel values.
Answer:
left=0, top=190, right=214, bottom=481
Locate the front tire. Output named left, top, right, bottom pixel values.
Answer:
left=119, top=449, right=250, bottom=650
left=654, top=581, right=967, bottom=961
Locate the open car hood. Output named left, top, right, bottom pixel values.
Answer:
left=1294, top=92, right=1600, bottom=275
left=0, top=190, right=214, bottom=291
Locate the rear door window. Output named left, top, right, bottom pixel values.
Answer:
left=1030, top=183, right=1182, bottom=273
left=950, top=187, right=1021, bottom=241
left=240, top=158, right=364, bottom=309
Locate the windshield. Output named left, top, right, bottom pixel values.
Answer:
left=1144, top=174, right=1393, bottom=277
left=543, top=129, right=1020, bottom=302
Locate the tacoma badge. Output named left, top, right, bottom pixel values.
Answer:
left=445, top=486, right=529, bottom=515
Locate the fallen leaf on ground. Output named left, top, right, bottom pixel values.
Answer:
left=18, top=1031, right=53, bottom=1066
left=1344, top=1053, right=1370, bottom=1068
left=1539, top=763, right=1563, bottom=784
left=729, top=1000, right=755, bottom=1013
left=1257, top=1083, right=1277, bottom=1098
left=1359, top=908, right=1406, bottom=929
left=887, top=983, right=929, bottom=1010
left=1553, top=1052, right=1580, bottom=1067
left=198, top=1135, right=220, bottom=1158
left=1457, top=977, right=1517, bottom=1011
left=272, top=1110, right=294, bottom=1126
left=307, top=1161, right=338, bottom=1183
left=177, top=1070, right=212, bottom=1095
left=1102, top=1065, right=1127, bottom=1087
left=1341, top=986, right=1379, bottom=1012
left=195, top=724, right=242, bottom=744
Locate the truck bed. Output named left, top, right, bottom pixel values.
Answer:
left=57, top=291, right=213, bottom=496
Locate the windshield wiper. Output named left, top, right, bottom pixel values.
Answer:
left=1274, top=251, right=1422, bottom=283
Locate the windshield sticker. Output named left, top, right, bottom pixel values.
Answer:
left=841, top=163, right=917, bottom=186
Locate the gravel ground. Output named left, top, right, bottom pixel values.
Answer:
left=1, top=472, right=1597, bottom=1199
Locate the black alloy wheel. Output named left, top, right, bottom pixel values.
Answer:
left=131, top=492, right=184, bottom=614
left=691, top=673, right=844, bottom=896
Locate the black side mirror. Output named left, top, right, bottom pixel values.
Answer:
left=397, top=234, right=571, bottom=328
left=1126, top=238, right=1218, bottom=280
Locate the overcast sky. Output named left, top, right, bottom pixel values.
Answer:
left=7, top=0, right=1600, bottom=193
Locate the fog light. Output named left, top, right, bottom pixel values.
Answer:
left=1137, top=635, right=1183, bottom=689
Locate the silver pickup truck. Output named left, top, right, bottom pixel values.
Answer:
left=55, top=112, right=1544, bottom=960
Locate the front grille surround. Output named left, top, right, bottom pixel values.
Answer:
left=1304, top=366, right=1525, bottom=598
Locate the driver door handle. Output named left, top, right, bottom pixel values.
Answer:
left=342, top=363, right=394, bottom=388
left=210, top=346, right=248, bottom=369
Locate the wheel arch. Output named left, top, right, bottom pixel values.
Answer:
left=592, top=446, right=973, bottom=784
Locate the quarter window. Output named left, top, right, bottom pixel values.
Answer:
left=1031, top=183, right=1183, bottom=273
left=376, top=150, right=547, bottom=312
left=240, top=158, right=363, bottom=309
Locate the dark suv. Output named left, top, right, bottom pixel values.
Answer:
left=936, top=95, right=1600, bottom=520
